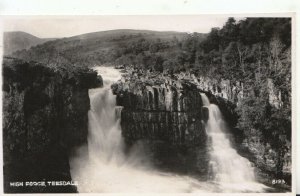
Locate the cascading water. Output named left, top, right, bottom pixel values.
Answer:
left=69, top=67, right=268, bottom=193
left=200, top=93, right=267, bottom=192
left=70, top=67, right=211, bottom=193
left=87, top=69, right=125, bottom=165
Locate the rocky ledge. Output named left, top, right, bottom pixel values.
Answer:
left=2, top=57, right=102, bottom=193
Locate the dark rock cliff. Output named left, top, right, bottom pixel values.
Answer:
left=2, top=57, right=102, bottom=193
left=112, top=70, right=236, bottom=178
left=113, top=80, right=205, bottom=147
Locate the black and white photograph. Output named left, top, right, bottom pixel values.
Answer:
left=1, top=14, right=294, bottom=194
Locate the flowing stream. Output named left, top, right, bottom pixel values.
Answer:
left=70, top=66, right=268, bottom=193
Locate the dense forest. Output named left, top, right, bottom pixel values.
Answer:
left=197, top=18, right=291, bottom=158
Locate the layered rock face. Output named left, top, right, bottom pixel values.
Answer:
left=113, top=81, right=205, bottom=147
left=112, top=69, right=239, bottom=147
left=2, top=57, right=102, bottom=193
left=112, top=70, right=237, bottom=177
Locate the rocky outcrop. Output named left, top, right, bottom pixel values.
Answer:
left=176, top=72, right=244, bottom=103
left=111, top=70, right=238, bottom=177
left=112, top=68, right=238, bottom=147
left=176, top=72, right=284, bottom=110
left=112, top=76, right=206, bottom=147
left=2, top=57, right=102, bottom=193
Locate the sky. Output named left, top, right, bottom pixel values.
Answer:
left=2, top=15, right=230, bottom=38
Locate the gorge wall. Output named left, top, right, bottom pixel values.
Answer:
left=113, top=68, right=291, bottom=188
left=2, top=57, right=102, bottom=193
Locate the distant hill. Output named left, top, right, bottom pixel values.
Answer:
left=3, top=31, right=56, bottom=55
left=68, top=29, right=189, bottom=41
left=10, top=29, right=206, bottom=68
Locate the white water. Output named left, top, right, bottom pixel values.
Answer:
left=69, top=67, right=268, bottom=193
left=200, top=93, right=267, bottom=192
left=70, top=67, right=211, bottom=193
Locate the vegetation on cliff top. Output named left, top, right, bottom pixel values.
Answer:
left=3, top=57, right=103, bottom=90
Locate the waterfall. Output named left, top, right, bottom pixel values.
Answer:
left=200, top=93, right=267, bottom=192
left=69, top=69, right=269, bottom=192
left=87, top=84, right=125, bottom=165
left=70, top=67, right=216, bottom=193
